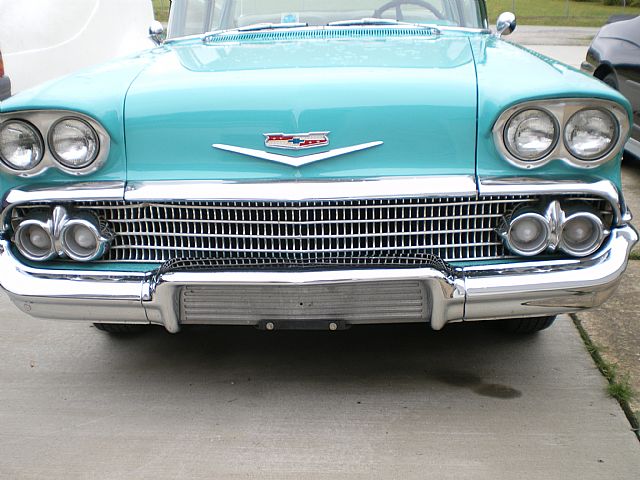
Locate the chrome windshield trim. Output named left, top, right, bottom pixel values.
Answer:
left=478, top=177, right=624, bottom=225
left=192, top=24, right=487, bottom=43
left=124, top=176, right=478, bottom=202
left=212, top=141, right=383, bottom=167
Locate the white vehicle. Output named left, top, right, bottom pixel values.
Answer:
left=0, top=0, right=156, bottom=94
left=0, top=44, right=9, bottom=100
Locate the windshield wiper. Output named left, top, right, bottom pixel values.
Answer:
left=204, top=22, right=308, bottom=39
left=328, top=18, right=439, bottom=32
left=237, top=22, right=309, bottom=32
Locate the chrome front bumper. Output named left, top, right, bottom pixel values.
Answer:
left=1, top=225, right=636, bottom=332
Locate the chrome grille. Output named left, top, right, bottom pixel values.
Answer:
left=13, top=196, right=611, bottom=264
left=180, top=281, right=428, bottom=325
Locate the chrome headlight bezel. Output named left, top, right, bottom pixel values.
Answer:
left=0, top=110, right=110, bottom=177
left=493, top=99, right=630, bottom=170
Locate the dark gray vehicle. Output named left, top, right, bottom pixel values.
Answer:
left=582, top=15, right=640, bottom=159
left=0, top=47, right=10, bottom=100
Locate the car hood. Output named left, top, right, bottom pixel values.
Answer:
left=124, top=34, right=478, bottom=181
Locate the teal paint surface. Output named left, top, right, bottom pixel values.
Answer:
left=470, top=36, right=632, bottom=189
left=124, top=35, right=478, bottom=181
left=0, top=52, right=157, bottom=194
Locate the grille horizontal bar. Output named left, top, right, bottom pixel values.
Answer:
left=14, top=196, right=611, bottom=264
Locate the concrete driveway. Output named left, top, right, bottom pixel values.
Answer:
left=1, top=31, right=639, bottom=480
left=1, top=294, right=639, bottom=479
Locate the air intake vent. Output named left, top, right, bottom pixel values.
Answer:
left=204, top=27, right=439, bottom=44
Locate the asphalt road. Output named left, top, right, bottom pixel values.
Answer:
left=1, top=36, right=640, bottom=479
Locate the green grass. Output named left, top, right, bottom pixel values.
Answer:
left=153, top=0, right=170, bottom=23
left=630, top=251, right=640, bottom=261
left=573, top=315, right=640, bottom=439
left=153, top=0, right=640, bottom=27
left=486, top=0, right=640, bottom=26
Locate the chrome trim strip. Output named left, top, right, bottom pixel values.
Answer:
left=492, top=99, right=630, bottom=170
left=2, top=181, right=125, bottom=205
left=0, top=177, right=625, bottom=238
left=1, top=182, right=125, bottom=233
left=125, top=176, right=478, bottom=202
left=1, top=177, right=625, bottom=235
left=478, top=177, right=624, bottom=225
left=0, top=110, right=111, bottom=177
left=198, top=24, right=486, bottom=43
left=0, top=225, right=636, bottom=332
left=212, top=141, right=383, bottom=167
left=4, top=177, right=618, bottom=206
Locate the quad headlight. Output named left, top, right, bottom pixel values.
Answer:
left=501, top=201, right=608, bottom=259
left=564, top=109, right=617, bottom=161
left=494, top=99, right=629, bottom=169
left=13, top=207, right=113, bottom=262
left=49, top=118, right=99, bottom=169
left=505, top=209, right=551, bottom=256
left=14, top=215, right=57, bottom=262
left=0, top=120, right=44, bottom=171
left=0, top=111, right=109, bottom=176
left=504, top=109, right=558, bottom=162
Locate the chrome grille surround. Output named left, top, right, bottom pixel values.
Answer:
left=12, top=195, right=612, bottom=264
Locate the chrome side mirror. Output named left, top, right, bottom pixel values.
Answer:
left=496, top=12, right=517, bottom=38
left=149, top=21, right=165, bottom=46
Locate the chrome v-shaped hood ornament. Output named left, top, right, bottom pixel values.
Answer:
left=212, top=141, right=384, bottom=167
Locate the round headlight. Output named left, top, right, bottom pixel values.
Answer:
left=564, top=109, right=617, bottom=161
left=14, top=220, right=57, bottom=262
left=60, top=216, right=110, bottom=262
left=505, top=109, right=558, bottom=161
left=507, top=212, right=551, bottom=256
left=0, top=120, right=44, bottom=171
left=559, top=212, right=605, bottom=257
left=49, top=118, right=99, bottom=169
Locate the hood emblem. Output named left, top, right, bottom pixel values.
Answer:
left=213, top=140, right=384, bottom=168
left=264, top=132, right=329, bottom=150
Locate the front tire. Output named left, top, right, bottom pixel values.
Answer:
left=498, top=316, right=557, bottom=334
left=93, top=323, right=148, bottom=334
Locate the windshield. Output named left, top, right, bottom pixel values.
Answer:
left=167, top=0, right=488, bottom=38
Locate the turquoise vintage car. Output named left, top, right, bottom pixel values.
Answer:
left=0, top=0, right=636, bottom=335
